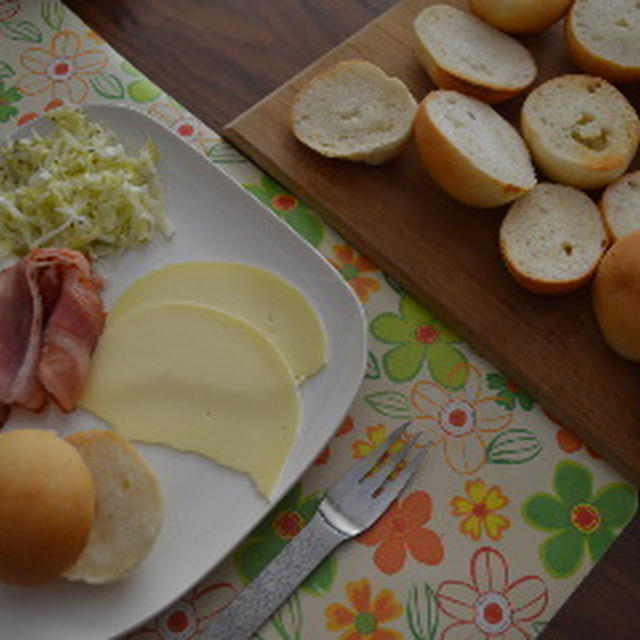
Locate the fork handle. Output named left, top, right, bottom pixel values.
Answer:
left=202, top=509, right=349, bottom=640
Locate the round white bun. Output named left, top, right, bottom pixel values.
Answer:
left=521, top=74, right=640, bottom=190
left=0, top=429, right=95, bottom=587
left=469, top=0, right=573, bottom=34
left=593, top=229, right=640, bottom=362
left=566, top=0, right=640, bottom=83
left=63, top=429, right=163, bottom=584
left=413, top=89, right=536, bottom=208
left=500, top=183, right=608, bottom=294
left=291, top=59, right=417, bottom=165
left=413, top=4, right=537, bottom=103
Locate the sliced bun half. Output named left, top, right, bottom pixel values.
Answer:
left=500, top=183, right=608, bottom=294
left=593, top=229, right=640, bottom=361
left=469, top=0, right=573, bottom=34
left=567, top=0, right=640, bottom=83
left=0, top=429, right=95, bottom=587
left=413, top=4, right=537, bottom=103
left=63, top=429, right=163, bottom=584
left=291, top=59, right=417, bottom=165
left=600, top=171, right=640, bottom=242
left=414, top=89, right=536, bottom=208
left=521, top=74, right=640, bottom=190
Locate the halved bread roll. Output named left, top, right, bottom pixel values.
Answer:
left=413, top=89, right=536, bottom=208
left=413, top=4, right=537, bottom=103
left=291, top=59, right=417, bottom=165
left=600, top=171, right=640, bottom=242
left=566, top=0, right=640, bottom=83
left=593, top=229, right=640, bottom=361
left=500, top=183, right=608, bottom=294
left=469, top=0, right=573, bottom=34
left=63, top=429, right=163, bottom=584
left=521, top=75, right=640, bottom=190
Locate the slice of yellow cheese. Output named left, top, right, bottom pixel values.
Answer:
left=79, top=302, right=300, bottom=498
left=107, top=262, right=326, bottom=383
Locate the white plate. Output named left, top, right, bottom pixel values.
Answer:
left=0, top=104, right=367, bottom=639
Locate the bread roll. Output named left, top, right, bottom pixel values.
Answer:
left=567, top=0, right=640, bottom=83
left=469, top=0, right=573, bottom=34
left=63, top=430, right=163, bottom=584
left=500, top=183, right=608, bottom=294
left=413, top=4, right=537, bottom=103
left=413, top=89, right=536, bottom=208
left=291, top=59, right=417, bottom=165
left=593, top=230, right=640, bottom=361
left=0, top=429, right=95, bottom=587
left=521, top=75, right=640, bottom=190
left=600, top=171, right=640, bottom=242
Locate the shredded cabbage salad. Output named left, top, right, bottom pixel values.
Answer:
left=0, top=107, right=172, bottom=261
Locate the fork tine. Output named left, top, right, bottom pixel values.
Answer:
left=334, top=421, right=411, bottom=487
left=366, top=442, right=433, bottom=521
left=359, top=432, right=423, bottom=495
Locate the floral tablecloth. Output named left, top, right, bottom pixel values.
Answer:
left=0, top=2, right=637, bottom=639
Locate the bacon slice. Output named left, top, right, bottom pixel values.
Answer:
left=29, top=249, right=105, bottom=412
left=0, top=248, right=105, bottom=417
left=0, top=259, right=46, bottom=412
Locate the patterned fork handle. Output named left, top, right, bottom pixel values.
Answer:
left=202, top=509, right=349, bottom=640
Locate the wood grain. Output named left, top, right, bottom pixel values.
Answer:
left=64, top=1, right=640, bottom=638
left=223, top=0, right=640, bottom=485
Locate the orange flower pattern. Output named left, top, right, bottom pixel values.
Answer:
left=330, top=244, right=381, bottom=302
left=326, top=579, right=404, bottom=640
left=17, top=30, right=108, bottom=103
left=451, top=478, right=510, bottom=541
left=411, top=366, right=512, bottom=474
left=358, top=491, right=444, bottom=574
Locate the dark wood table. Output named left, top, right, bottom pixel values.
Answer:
left=65, top=1, right=640, bottom=638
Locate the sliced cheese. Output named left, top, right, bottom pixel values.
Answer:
left=108, top=262, right=326, bottom=383
left=79, top=302, right=300, bottom=498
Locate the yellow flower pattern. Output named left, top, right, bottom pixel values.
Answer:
left=451, top=478, right=510, bottom=541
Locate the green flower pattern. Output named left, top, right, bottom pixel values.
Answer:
left=233, top=483, right=336, bottom=597
left=243, top=174, right=324, bottom=247
left=523, top=461, right=637, bottom=578
left=370, top=294, right=469, bottom=388
left=486, top=372, right=534, bottom=411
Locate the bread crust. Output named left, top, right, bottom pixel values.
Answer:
left=566, top=2, right=640, bottom=83
left=0, top=429, right=95, bottom=587
left=414, top=38, right=532, bottom=104
left=593, top=230, right=640, bottom=361
left=413, top=91, right=535, bottom=208
left=469, top=0, right=573, bottom=34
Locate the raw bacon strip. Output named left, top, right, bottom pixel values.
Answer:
left=0, top=259, right=46, bottom=412
left=30, top=249, right=105, bottom=412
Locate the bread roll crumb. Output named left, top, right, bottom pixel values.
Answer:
left=63, top=429, right=163, bottom=584
left=521, top=75, right=639, bottom=190
left=291, top=59, right=417, bottom=165
left=500, top=183, right=608, bottom=294
left=567, top=0, right=640, bottom=83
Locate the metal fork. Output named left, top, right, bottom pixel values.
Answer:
left=203, top=422, right=432, bottom=640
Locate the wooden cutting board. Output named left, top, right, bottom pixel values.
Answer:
left=223, top=0, right=640, bottom=484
